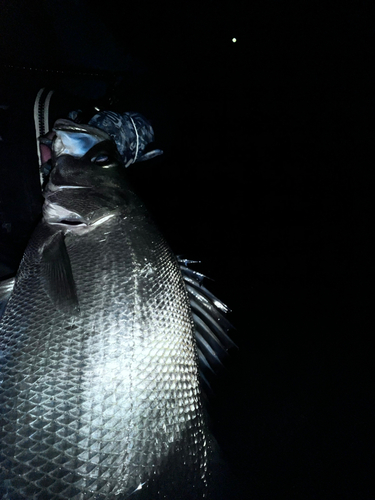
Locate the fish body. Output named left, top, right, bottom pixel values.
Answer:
left=0, top=120, right=210, bottom=499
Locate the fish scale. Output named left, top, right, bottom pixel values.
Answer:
left=0, top=209, right=208, bottom=498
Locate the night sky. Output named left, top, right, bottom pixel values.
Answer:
left=1, top=2, right=374, bottom=499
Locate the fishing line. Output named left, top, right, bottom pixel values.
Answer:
left=128, top=114, right=139, bottom=163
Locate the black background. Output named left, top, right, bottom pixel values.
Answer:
left=1, top=1, right=374, bottom=499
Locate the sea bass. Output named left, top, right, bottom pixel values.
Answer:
left=0, top=119, right=233, bottom=499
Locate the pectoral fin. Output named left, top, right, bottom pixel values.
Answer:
left=41, top=232, right=79, bottom=315
left=178, top=258, right=237, bottom=399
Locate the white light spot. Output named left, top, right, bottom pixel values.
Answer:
left=232, top=38, right=237, bottom=43
left=134, top=481, right=147, bottom=492
left=91, top=213, right=115, bottom=227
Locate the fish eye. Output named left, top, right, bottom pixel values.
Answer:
left=92, top=154, right=109, bottom=164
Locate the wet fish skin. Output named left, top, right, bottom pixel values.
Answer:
left=0, top=121, right=209, bottom=499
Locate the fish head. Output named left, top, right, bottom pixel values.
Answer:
left=43, top=119, right=131, bottom=225
left=50, top=118, right=124, bottom=187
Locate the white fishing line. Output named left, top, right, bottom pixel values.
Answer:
left=128, top=114, right=139, bottom=163
left=44, top=90, right=54, bottom=133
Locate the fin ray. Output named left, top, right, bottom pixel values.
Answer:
left=41, top=232, right=79, bottom=314
left=179, top=259, right=236, bottom=397
left=189, top=295, right=236, bottom=350
left=0, top=276, right=16, bottom=320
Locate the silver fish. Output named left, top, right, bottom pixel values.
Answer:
left=0, top=119, right=234, bottom=499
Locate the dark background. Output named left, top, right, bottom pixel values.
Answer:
left=1, top=2, right=374, bottom=499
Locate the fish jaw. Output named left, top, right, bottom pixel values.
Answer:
left=52, top=118, right=112, bottom=158
left=42, top=195, right=88, bottom=225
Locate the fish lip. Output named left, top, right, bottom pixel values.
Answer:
left=53, top=119, right=111, bottom=138
left=53, top=119, right=92, bottom=134
left=44, top=184, right=92, bottom=193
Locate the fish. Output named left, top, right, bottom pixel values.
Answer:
left=0, top=119, right=235, bottom=499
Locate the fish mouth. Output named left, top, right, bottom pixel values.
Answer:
left=53, top=119, right=99, bottom=134
left=45, top=183, right=91, bottom=193
left=43, top=173, right=93, bottom=193
left=55, top=219, right=87, bottom=226
left=52, top=119, right=111, bottom=159
left=43, top=195, right=118, bottom=228
left=53, top=119, right=86, bottom=132
left=43, top=199, right=88, bottom=226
